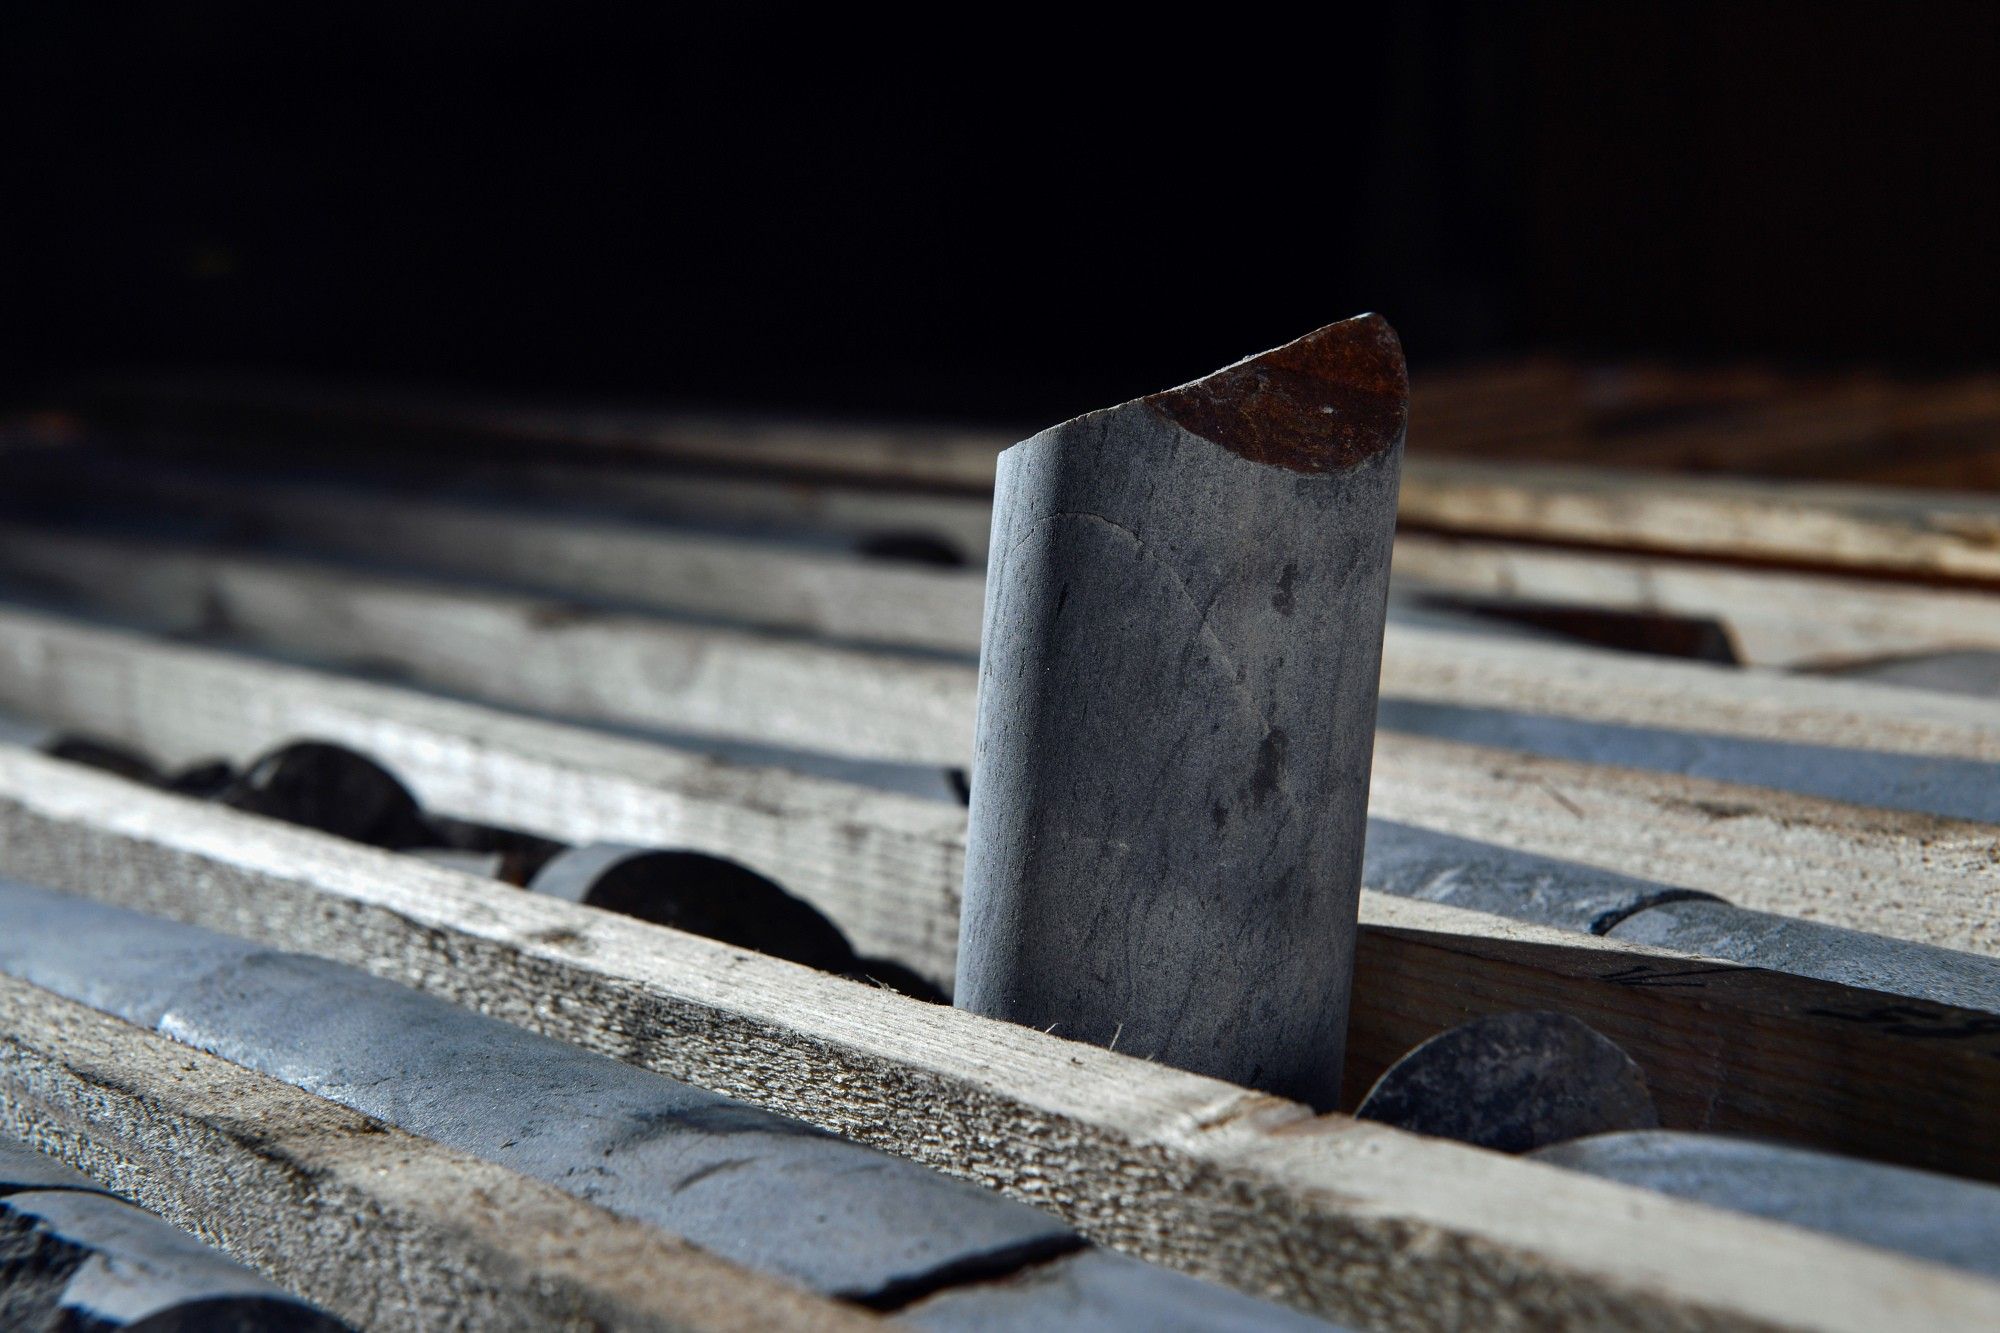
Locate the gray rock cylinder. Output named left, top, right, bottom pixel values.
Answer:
left=1534, top=1131, right=2000, bottom=1281
left=955, top=315, right=1407, bottom=1108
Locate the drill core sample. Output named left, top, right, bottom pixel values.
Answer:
left=956, top=315, right=1406, bottom=1107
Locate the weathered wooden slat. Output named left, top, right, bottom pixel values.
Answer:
left=0, top=602, right=1993, bottom=973
left=1358, top=821, right=2000, bottom=1012
left=3, top=751, right=1996, bottom=1331
left=1338, top=904, right=2000, bottom=1171
left=0, top=603, right=969, bottom=980
left=0, top=881, right=1345, bottom=1333
left=1392, top=532, right=2000, bottom=668
left=0, top=526, right=978, bottom=765
left=31, top=461, right=2000, bottom=676
left=0, top=469, right=1550, bottom=661
left=1561, top=377, right=2000, bottom=480
left=1409, top=359, right=1795, bottom=446
left=0, top=450, right=1004, bottom=570
left=14, top=523, right=2000, bottom=779
left=1376, top=697, right=2000, bottom=827
left=102, top=361, right=1926, bottom=491
left=1399, top=458, right=2000, bottom=582
left=1378, top=621, right=2000, bottom=764
left=1404, top=366, right=2000, bottom=484
left=87, top=370, right=2000, bottom=537
left=90, top=376, right=1012, bottom=492
left=0, top=975, right=877, bottom=1333
left=12, top=469, right=989, bottom=654
left=1366, top=733, right=2000, bottom=959
left=10, top=517, right=2000, bottom=866
left=0, top=882, right=1069, bottom=1306
left=481, top=464, right=1000, bottom=562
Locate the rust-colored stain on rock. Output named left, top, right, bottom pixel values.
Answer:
left=1145, top=313, right=1408, bottom=474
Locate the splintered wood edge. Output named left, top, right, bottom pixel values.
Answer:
left=3, top=753, right=1998, bottom=1332
left=0, top=974, right=872, bottom=1333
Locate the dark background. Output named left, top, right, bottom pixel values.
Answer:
left=5, top=4, right=1997, bottom=427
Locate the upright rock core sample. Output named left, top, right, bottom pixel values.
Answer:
left=956, top=314, right=1407, bottom=1108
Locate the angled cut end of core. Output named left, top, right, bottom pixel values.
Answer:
left=1142, top=313, right=1407, bottom=474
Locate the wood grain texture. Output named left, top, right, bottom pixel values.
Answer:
left=1403, top=363, right=2000, bottom=483
left=1367, top=733, right=2000, bottom=960
left=129, top=361, right=1992, bottom=493
left=86, top=369, right=2000, bottom=527
left=0, top=604, right=969, bottom=983
left=50, top=471, right=989, bottom=653
left=476, top=411, right=1005, bottom=492
left=1400, top=458, right=2000, bottom=582
left=3, top=752, right=1997, bottom=1332
left=1545, top=378, right=2000, bottom=480
left=1344, top=893, right=2000, bottom=1180
left=0, top=526, right=978, bottom=765
left=15, top=524, right=2000, bottom=777
left=33, top=463, right=2000, bottom=672
left=487, top=465, right=999, bottom=563
left=0, top=450, right=1000, bottom=570
left=0, top=603, right=1994, bottom=976
left=1381, top=621, right=2000, bottom=763
left=0, top=974, right=872, bottom=1333
left=1393, top=533, right=2000, bottom=668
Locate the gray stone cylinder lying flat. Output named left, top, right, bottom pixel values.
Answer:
left=902, top=1248, right=1348, bottom=1333
left=527, top=842, right=859, bottom=972
left=1361, top=821, right=2000, bottom=1009
left=1534, top=1131, right=2000, bottom=1281
left=0, top=880, right=1343, bottom=1327
left=957, top=316, right=1407, bottom=1109
left=0, top=879, right=1072, bottom=1305
left=1376, top=697, right=2000, bottom=826
left=1, top=1187, right=350, bottom=1331
left=1361, top=820, right=1718, bottom=934
left=1606, top=898, right=2000, bottom=1012
left=1361, top=821, right=2000, bottom=1010
left=1353, top=1011, right=1658, bottom=1153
